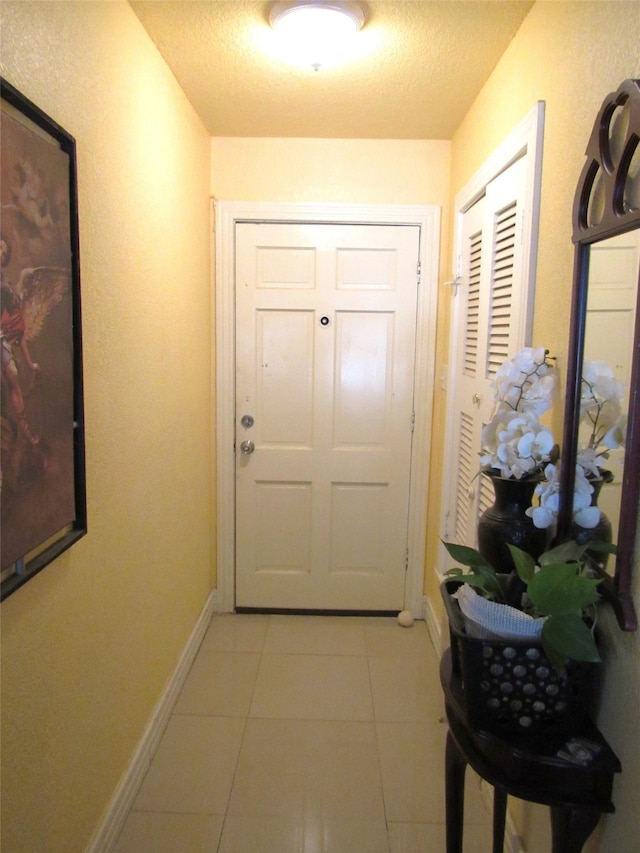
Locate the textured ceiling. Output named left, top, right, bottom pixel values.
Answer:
left=129, top=0, right=534, bottom=139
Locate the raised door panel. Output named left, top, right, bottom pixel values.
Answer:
left=333, top=310, right=393, bottom=448
left=256, top=309, right=314, bottom=446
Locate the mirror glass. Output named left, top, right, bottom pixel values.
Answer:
left=559, top=78, right=640, bottom=631
left=580, top=231, right=640, bottom=580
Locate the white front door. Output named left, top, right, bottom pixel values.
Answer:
left=234, top=222, right=421, bottom=610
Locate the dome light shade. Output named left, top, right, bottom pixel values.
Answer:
left=269, top=1, right=365, bottom=71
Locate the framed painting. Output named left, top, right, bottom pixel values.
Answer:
left=1, top=78, right=86, bottom=600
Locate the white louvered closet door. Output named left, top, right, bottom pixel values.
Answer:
left=443, top=156, right=531, bottom=556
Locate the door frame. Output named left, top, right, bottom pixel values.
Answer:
left=438, top=102, right=545, bottom=570
left=214, top=202, right=441, bottom=615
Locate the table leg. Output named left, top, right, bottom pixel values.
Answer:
left=550, top=805, right=601, bottom=853
left=492, top=787, right=507, bottom=853
left=445, top=729, right=467, bottom=853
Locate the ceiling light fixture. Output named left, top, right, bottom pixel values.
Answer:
left=269, top=1, right=366, bottom=71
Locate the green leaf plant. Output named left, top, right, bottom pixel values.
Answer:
left=442, top=539, right=615, bottom=673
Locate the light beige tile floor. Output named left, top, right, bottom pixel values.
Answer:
left=114, top=614, right=493, bottom=852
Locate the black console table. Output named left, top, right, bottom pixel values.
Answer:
left=440, top=650, right=621, bottom=853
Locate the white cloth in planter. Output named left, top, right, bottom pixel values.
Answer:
left=453, top=584, right=545, bottom=642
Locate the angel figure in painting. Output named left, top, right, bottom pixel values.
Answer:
left=1, top=232, right=69, bottom=488
left=11, top=155, right=54, bottom=234
left=1, top=233, right=40, bottom=445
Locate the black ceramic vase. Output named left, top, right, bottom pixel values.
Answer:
left=477, top=471, right=550, bottom=576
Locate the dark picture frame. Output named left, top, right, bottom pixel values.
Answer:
left=1, top=78, right=86, bottom=600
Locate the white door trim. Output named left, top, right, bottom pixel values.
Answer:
left=451, top=101, right=545, bottom=306
left=214, top=202, right=441, bottom=615
left=453, top=102, right=544, bottom=211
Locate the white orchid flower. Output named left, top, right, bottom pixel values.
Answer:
left=576, top=447, right=603, bottom=479
left=572, top=461, right=600, bottom=526
left=516, top=423, right=555, bottom=460
left=528, top=503, right=557, bottom=529
left=518, top=374, right=556, bottom=416
left=602, top=413, right=627, bottom=449
left=574, top=465, right=595, bottom=502
left=525, top=462, right=600, bottom=530
left=526, top=463, right=560, bottom=528
left=482, top=409, right=555, bottom=480
left=578, top=360, right=626, bottom=475
left=491, top=347, right=557, bottom=416
left=581, top=361, right=624, bottom=412
left=574, top=506, right=601, bottom=528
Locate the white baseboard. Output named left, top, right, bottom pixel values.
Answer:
left=422, top=593, right=443, bottom=654
left=86, top=588, right=217, bottom=853
left=506, top=824, right=527, bottom=853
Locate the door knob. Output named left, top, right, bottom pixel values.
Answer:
left=240, top=439, right=255, bottom=455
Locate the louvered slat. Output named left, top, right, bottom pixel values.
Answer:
left=463, top=230, right=482, bottom=376
left=487, top=203, right=517, bottom=377
left=454, top=412, right=475, bottom=543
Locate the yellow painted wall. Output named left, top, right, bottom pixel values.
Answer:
left=211, top=137, right=450, bottom=206
left=431, top=2, right=640, bottom=851
left=0, top=3, right=213, bottom=851
left=2, top=1, right=640, bottom=851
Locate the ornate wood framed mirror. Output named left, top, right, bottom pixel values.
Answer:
left=558, top=79, right=640, bottom=631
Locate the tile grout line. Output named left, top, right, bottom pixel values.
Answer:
left=216, top=613, right=271, bottom=853
left=366, top=642, right=394, bottom=853
left=116, top=615, right=489, bottom=852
